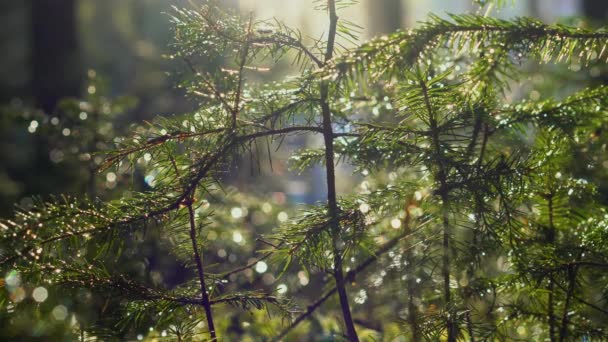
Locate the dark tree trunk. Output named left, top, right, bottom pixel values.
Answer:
left=31, top=0, right=82, bottom=112
left=368, top=0, right=402, bottom=34
left=582, top=0, right=608, bottom=22
left=0, top=2, right=29, bottom=102
left=223, top=0, right=239, bottom=10
left=528, top=0, right=540, bottom=19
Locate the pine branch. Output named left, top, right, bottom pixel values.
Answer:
left=495, top=85, right=608, bottom=132
left=326, top=15, right=608, bottom=79
left=3, top=124, right=357, bottom=269
left=251, top=34, right=323, bottom=67
left=272, top=220, right=436, bottom=341
left=183, top=57, right=235, bottom=115
left=218, top=243, right=275, bottom=280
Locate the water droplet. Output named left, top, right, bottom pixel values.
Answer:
left=277, top=283, right=288, bottom=294
left=467, top=213, right=476, bottom=222
left=254, top=261, right=268, bottom=274
left=277, top=212, right=288, bottom=222
left=5, top=270, right=20, bottom=288
left=298, top=271, right=309, bottom=286
left=106, top=172, right=117, bottom=183
left=232, top=231, right=243, bottom=244
left=52, top=305, right=68, bottom=320
left=261, top=202, right=272, bottom=213
left=231, top=207, right=243, bottom=219
left=32, top=286, right=48, bottom=302
left=354, top=289, right=367, bottom=304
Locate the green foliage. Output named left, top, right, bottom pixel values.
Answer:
left=2, top=0, right=608, bottom=341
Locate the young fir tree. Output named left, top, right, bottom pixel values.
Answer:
left=2, top=0, right=608, bottom=340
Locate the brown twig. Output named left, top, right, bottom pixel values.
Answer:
left=317, top=0, right=359, bottom=339
left=186, top=203, right=217, bottom=340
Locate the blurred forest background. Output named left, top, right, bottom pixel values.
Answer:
left=0, top=0, right=607, bottom=340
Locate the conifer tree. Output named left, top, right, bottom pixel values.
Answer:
left=2, top=0, right=608, bottom=340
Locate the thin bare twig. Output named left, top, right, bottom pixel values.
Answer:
left=186, top=203, right=217, bottom=340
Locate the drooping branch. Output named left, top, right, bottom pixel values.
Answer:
left=99, top=128, right=226, bottom=172
left=2, top=125, right=353, bottom=268
left=252, top=35, right=323, bottom=67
